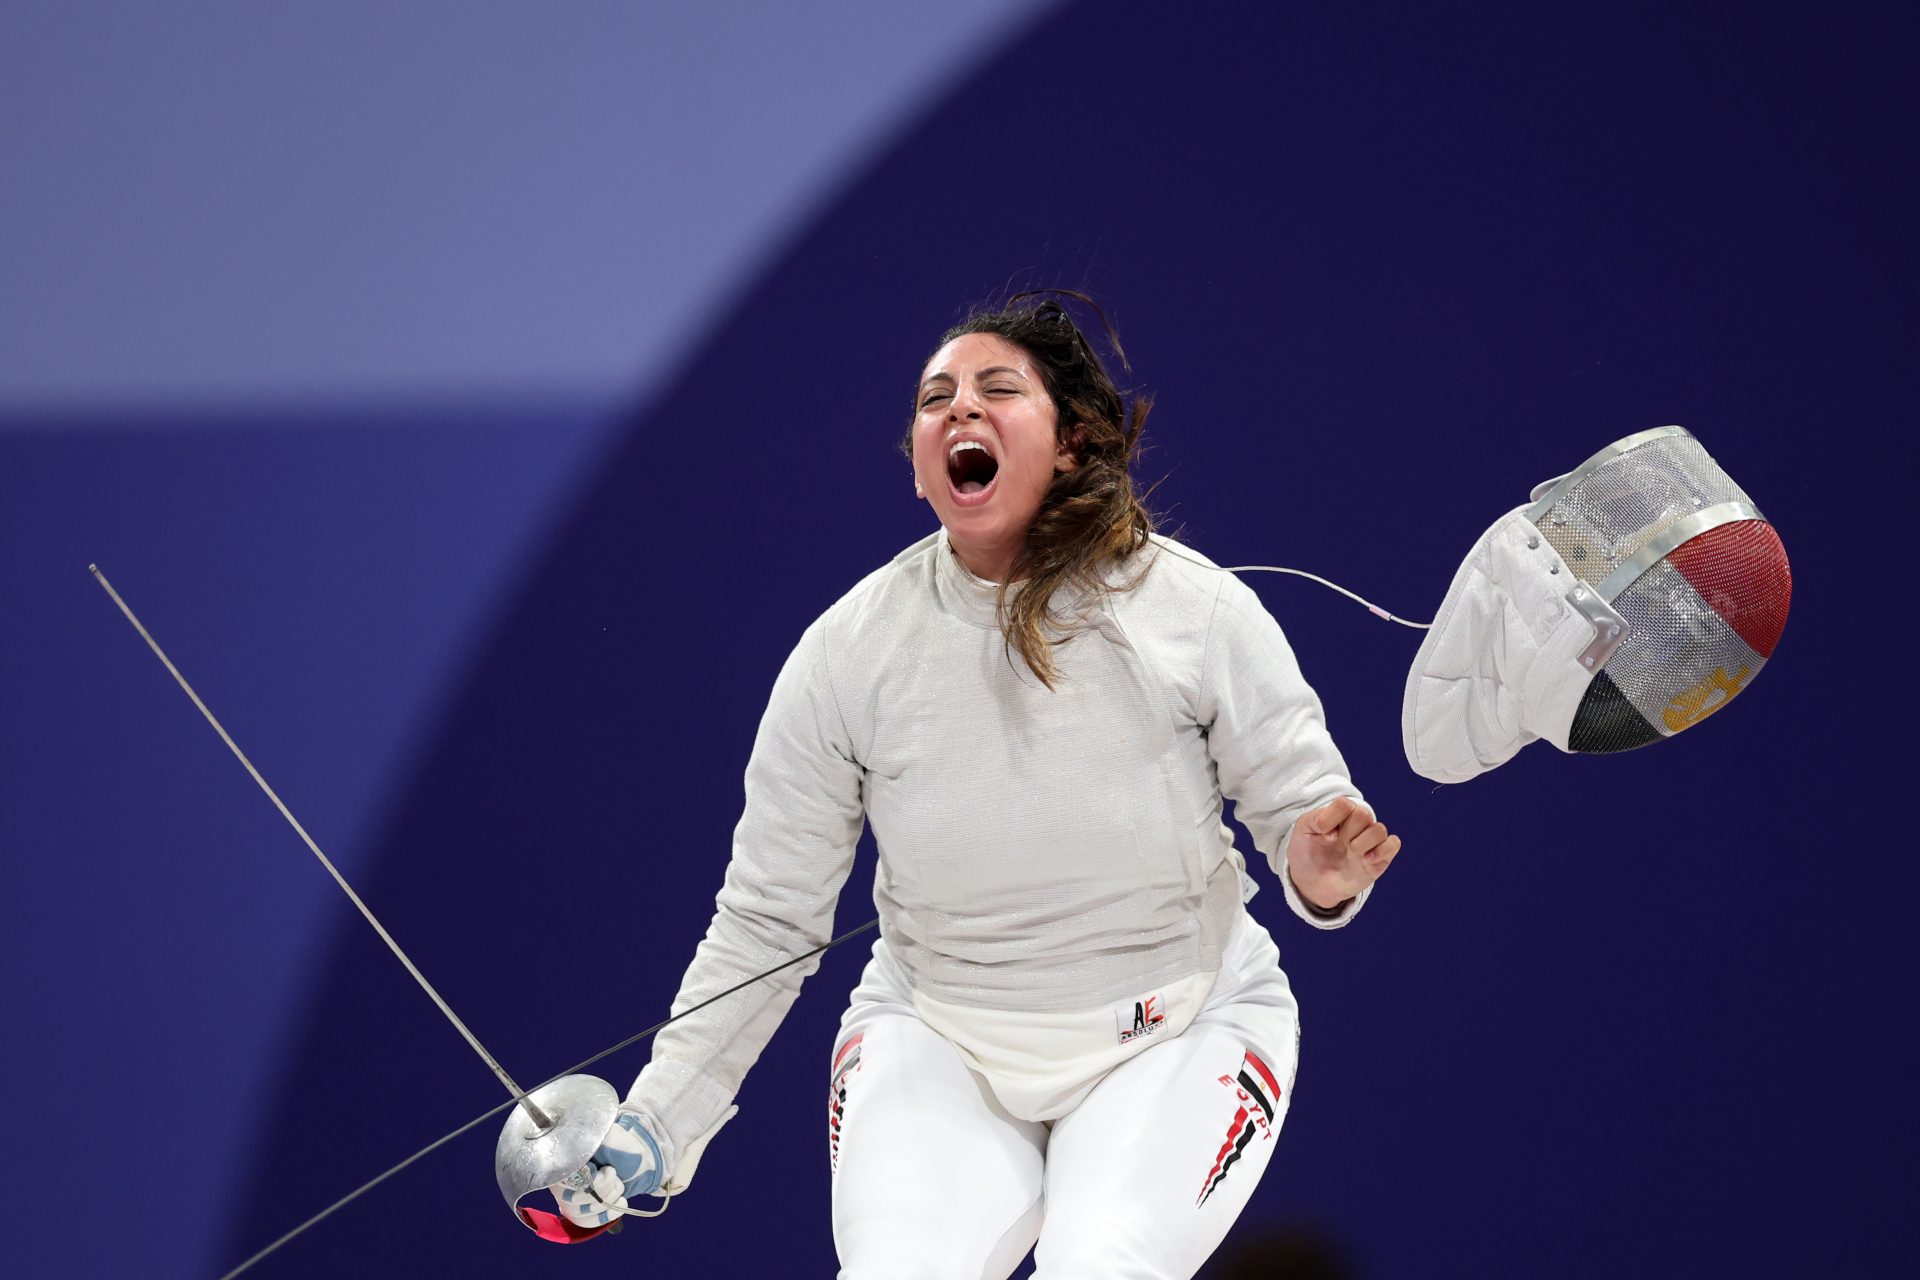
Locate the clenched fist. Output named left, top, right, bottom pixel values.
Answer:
left=1286, top=796, right=1402, bottom=912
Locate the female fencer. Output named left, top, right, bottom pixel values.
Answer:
left=550, top=292, right=1403, bottom=1279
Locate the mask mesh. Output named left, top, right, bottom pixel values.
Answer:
left=1534, top=433, right=1753, bottom=580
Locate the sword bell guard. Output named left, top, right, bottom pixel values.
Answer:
left=495, top=1074, right=621, bottom=1239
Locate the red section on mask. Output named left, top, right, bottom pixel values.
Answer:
left=1666, top=520, right=1791, bottom=658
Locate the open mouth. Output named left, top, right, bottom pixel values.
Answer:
left=947, top=440, right=1000, bottom=496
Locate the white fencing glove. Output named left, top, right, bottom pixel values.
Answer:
left=547, top=1103, right=738, bottom=1228
left=549, top=1108, right=668, bottom=1229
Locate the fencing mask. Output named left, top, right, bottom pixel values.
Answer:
left=1402, top=426, right=1790, bottom=784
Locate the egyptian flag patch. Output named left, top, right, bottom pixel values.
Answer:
left=1196, top=1049, right=1281, bottom=1207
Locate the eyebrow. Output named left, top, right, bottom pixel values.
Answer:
left=918, top=365, right=1028, bottom=389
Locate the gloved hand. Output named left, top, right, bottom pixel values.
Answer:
left=548, top=1107, right=669, bottom=1229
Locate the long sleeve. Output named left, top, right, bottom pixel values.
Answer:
left=1197, top=573, right=1372, bottom=929
left=628, top=620, right=865, bottom=1162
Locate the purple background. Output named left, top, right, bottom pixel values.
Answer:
left=3, top=3, right=1912, bottom=1277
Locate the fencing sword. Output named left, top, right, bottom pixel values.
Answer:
left=89, top=565, right=878, bottom=1275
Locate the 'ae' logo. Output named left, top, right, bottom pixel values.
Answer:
left=1116, top=992, right=1168, bottom=1045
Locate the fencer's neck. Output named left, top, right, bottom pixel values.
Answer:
left=947, top=533, right=1023, bottom=585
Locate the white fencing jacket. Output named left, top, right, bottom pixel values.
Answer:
left=630, top=531, right=1368, bottom=1166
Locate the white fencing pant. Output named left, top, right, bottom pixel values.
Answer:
left=829, top=913, right=1300, bottom=1280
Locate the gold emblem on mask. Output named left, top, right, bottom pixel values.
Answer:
left=1662, top=663, right=1753, bottom=732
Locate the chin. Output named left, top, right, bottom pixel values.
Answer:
left=941, top=504, right=1013, bottom=539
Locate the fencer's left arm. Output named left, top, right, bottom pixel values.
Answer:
left=1198, top=573, right=1393, bottom=928
left=1284, top=795, right=1402, bottom=915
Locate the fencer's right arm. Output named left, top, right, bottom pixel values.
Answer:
left=621, top=620, right=864, bottom=1191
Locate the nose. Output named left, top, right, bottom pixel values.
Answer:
left=946, top=384, right=984, bottom=421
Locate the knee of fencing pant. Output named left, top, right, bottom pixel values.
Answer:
left=840, top=1197, right=1043, bottom=1280
left=1030, top=1222, right=1166, bottom=1280
left=838, top=1238, right=997, bottom=1280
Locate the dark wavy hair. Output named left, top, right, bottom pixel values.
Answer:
left=902, top=289, right=1157, bottom=688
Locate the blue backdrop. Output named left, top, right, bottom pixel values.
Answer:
left=3, top=3, right=1912, bottom=1277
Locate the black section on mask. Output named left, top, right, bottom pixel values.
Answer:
left=1568, top=668, right=1663, bottom=754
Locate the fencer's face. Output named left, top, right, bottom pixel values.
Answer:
left=911, top=333, right=1077, bottom=581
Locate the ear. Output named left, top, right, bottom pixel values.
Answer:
left=1055, top=424, right=1087, bottom=473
